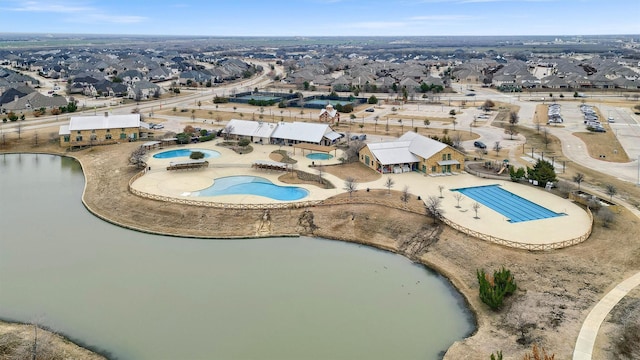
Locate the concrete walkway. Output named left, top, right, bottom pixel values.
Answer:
left=133, top=140, right=592, bottom=249
left=572, top=183, right=640, bottom=359
left=573, top=272, right=640, bottom=359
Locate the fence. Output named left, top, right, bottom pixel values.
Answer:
left=439, top=206, right=593, bottom=251
left=129, top=170, right=593, bottom=250
left=129, top=169, right=321, bottom=210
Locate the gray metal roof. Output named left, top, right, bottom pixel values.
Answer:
left=68, top=113, right=140, bottom=131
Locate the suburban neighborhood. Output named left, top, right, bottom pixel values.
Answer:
left=2, top=31, right=640, bottom=360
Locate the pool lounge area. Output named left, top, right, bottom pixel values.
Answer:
left=132, top=142, right=592, bottom=249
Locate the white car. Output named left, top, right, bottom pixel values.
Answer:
left=608, top=117, right=615, bottom=123
left=152, top=124, right=164, bottom=130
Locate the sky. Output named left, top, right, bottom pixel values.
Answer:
left=0, top=0, right=638, bottom=37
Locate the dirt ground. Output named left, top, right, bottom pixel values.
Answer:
left=0, top=320, right=106, bottom=360
left=2, top=121, right=640, bottom=359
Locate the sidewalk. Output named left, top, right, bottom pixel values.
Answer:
left=572, top=182, right=640, bottom=359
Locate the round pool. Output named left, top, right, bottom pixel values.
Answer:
left=193, top=176, right=308, bottom=201
left=306, top=153, right=333, bottom=160
left=153, top=149, right=221, bottom=159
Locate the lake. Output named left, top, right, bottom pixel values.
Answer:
left=0, top=153, right=473, bottom=360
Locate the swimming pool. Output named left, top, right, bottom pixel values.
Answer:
left=306, top=153, right=333, bottom=160
left=192, top=176, right=308, bottom=201
left=452, top=184, right=564, bottom=223
left=153, top=149, right=221, bottom=159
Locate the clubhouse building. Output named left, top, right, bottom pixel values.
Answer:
left=359, top=131, right=465, bottom=174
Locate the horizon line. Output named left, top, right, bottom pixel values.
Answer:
left=1, top=32, right=638, bottom=38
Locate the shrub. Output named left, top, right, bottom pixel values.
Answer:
left=213, top=96, right=229, bottom=103
left=190, top=151, right=205, bottom=160
left=615, top=323, right=640, bottom=358
left=238, top=138, right=251, bottom=147
left=477, top=267, right=517, bottom=310
left=198, top=134, right=216, bottom=142
left=527, top=159, right=557, bottom=187
left=523, top=344, right=555, bottom=360
left=509, top=166, right=526, bottom=182
left=175, top=133, right=190, bottom=144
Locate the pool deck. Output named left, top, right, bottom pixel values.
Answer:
left=132, top=141, right=592, bottom=248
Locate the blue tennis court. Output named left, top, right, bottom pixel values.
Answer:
left=452, top=184, right=564, bottom=223
left=236, top=95, right=282, bottom=102
left=305, top=99, right=353, bottom=106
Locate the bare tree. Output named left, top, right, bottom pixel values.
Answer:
left=401, top=185, right=410, bottom=205
left=452, top=132, right=463, bottom=149
left=129, top=146, right=148, bottom=169
left=16, top=122, right=22, bottom=139
left=493, top=141, right=502, bottom=155
left=384, top=177, right=395, bottom=195
left=556, top=180, right=574, bottom=198
left=453, top=193, right=464, bottom=208
left=506, top=111, right=519, bottom=140
left=344, top=177, right=358, bottom=199
left=342, top=140, right=363, bottom=163
left=33, top=131, right=39, bottom=146
left=472, top=202, right=481, bottom=219
left=587, top=196, right=602, bottom=211
left=598, top=207, right=615, bottom=228
left=223, top=124, right=235, bottom=140
left=424, top=196, right=443, bottom=223
left=605, top=184, right=617, bottom=201
left=475, top=148, right=486, bottom=160
left=573, top=173, right=585, bottom=191
left=482, top=99, right=495, bottom=111
left=542, top=127, right=551, bottom=148
left=7, top=321, right=64, bottom=360
left=438, top=185, right=445, bottom=198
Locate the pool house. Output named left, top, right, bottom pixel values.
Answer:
left=359, top=131, right=465, bottom=175
left=224, top=119, right=342, bottom=147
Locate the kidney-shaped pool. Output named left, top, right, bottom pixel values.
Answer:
left=192, top=175, right=309, bottom=201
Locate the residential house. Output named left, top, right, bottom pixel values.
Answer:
left=128, top=81, right=161, bottom=100
left=1, top=92, right=67, bottom=112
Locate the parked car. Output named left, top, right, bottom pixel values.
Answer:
left=152, top=124, right=164, bottom=130
left=474, top=141, right=486, bottom=149
left=365, top=108, right=374, bottom=112
left=608, top=117, right=615, bottom=123
left=358, top=134, right=367, bottom=141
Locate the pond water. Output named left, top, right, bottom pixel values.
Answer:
left=0, top=154, right=474, bottom=360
